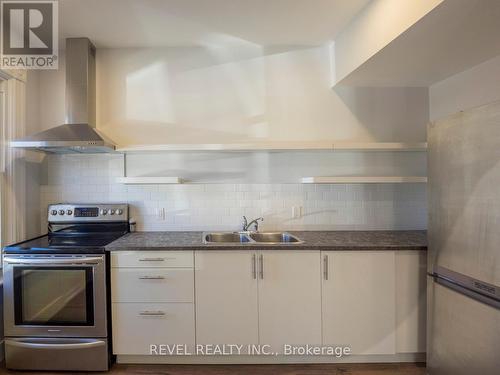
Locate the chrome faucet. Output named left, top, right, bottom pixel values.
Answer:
left=242, top=216, right=263, bottom=232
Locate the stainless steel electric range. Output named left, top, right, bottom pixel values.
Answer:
left=3, top=203, right=129, bottom=371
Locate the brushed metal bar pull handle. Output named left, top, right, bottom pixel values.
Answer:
left=323, top=254, right=329, bottom=280
left=252, top=254, right=257, bottom=279
left=138, top=276, right=165, bottom=280
left=139, top=258, right=165, bottom=262
left=5, top=339, right=106, bottom=350
left=5, top=262, right=99, bottom=266
left=259, top=254, right=264, bottom=279
left=139, top=311, right=165, bottom=316
left=4, top=256, right=103, bottom=265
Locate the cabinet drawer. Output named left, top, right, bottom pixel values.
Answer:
left=111, top=251, right=193, bottom=268
left=111, top=268, right=194, bottom=303
left=112, top=303, right=195, bottom=355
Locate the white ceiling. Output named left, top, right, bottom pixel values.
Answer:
left=59, top=0, right=370, bottom=48
left=338, top=0, right=500, bottom=87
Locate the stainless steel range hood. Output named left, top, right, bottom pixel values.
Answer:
left=11, top=38, right=116, bottom=153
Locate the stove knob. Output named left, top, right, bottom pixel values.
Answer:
left=100, top=209, right=108, bottom=215
left=66, top=209, right=73, bottom=215
left=58, top=209, right=65, bottom=215
left=51, top=210, right=58, bottom=216
left=109, top=209, right=115, bottom=215
left=116, top=209, right=123, bottom=215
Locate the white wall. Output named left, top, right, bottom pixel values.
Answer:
left=37, top=50, right=66, bottom=131
left=35, top=45, right=429, bottom=231
left=38, top=45, right=428, bottom=145
left=430, top=54, right=500, bottom=120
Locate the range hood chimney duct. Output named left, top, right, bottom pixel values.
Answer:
left=66, top=37, right=96, bottom=126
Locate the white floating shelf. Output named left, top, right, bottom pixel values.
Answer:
left=301, top=176, right=428, bottom=184
left=116, top=177, right=183, bottom=184
left=332, top=142, right=427, bottom=151
left=116, top=142, right=427, bottom=153
left=117, top=142, right=333, bottom=152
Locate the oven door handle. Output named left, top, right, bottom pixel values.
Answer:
left=3, top=257, right=103, bottom=265
left=5, top=339, right=106, bottom=350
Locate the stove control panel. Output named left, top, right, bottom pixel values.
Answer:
left=74, top=207, right=99, bottom=217
left=48, top=204, right=128, bottom=222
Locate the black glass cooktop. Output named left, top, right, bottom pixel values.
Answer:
left=4, top=223, right=129, bottom=254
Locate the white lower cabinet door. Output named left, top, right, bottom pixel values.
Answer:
left=112, top=303, right=195, bottom=355
left=258, top=251, right=322, bottom=354
left=195, top=251, right=259, bottom=346
left=395, top=251, right=427, bottom=353
left=322, top=251, right=396, bottom=355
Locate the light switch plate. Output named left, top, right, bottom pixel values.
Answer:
left=292, top=206, right=302, bottom=219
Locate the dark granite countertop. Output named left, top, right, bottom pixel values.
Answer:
left=105, top=230, right=427, bottom=251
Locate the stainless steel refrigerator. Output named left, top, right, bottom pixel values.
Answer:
left=427, top=100, right=500, bottom=375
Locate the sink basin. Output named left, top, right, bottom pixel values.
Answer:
left=203, top=231, right=303, bottom=244
left=203, top=232, right=253, bottom=244
left=249, top=232, right=303, bottom=244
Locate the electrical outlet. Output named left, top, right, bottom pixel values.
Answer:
left=291, top=206, right=302, bottom=219
left=157, top=207, right=166, bottom=220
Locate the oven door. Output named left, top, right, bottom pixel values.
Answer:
left=3, top=255, right=106, bottom=338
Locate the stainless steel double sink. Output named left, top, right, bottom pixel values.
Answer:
left=203, top=232, right=303, bottom=245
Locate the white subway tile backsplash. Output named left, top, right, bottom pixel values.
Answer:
left=40, top=154, right=428, bottom=232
